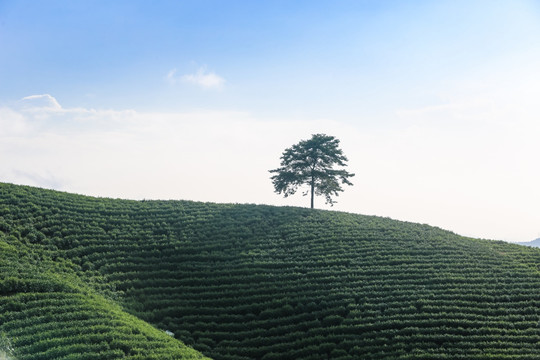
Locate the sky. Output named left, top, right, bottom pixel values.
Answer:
left=1, top=0, right=540, bottom=242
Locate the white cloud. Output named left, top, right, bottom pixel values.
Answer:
left=167, top=66, right=225, bottom=89
left=11, top=170, right=64, bottom=190
left=166, top=69, right=179, bottom=84
left=0, top=95, right=336, bottom=206
left=0, top=107, right=31, bottom=135
left=182, top=68, right=225, bottom=89
left=1, top=92, right=540, bottom=243
left=387, top=66, right=540, bottom=242
left=21, top=94, right=62, bottom=110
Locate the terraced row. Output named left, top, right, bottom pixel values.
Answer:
left=1, top=183, right=540, bottom=359
left=0, top=191, right=208, bottom=360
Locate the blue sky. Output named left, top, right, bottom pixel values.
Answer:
left=1, top=1, right=540, bottom=242
left=4, top=0, right=537, bottom=115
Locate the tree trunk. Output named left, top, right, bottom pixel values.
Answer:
left=310, top=177, right=314, bottom=209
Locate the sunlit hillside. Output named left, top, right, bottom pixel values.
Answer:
left=1, top=182, right=540, bottom=359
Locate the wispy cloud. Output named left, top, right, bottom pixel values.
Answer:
left=166, top=69, right=179, bottom=84
left=166, top=66, right=225, bottom=89
left=3, top=92, right=540, bottom=242
left=21, top=94, right=62, bottom=110
left=0, top=95, right=345, bottom=204
left=0, top=106, right=31, bottom=135
left=11, top=169, right=64, bottom=190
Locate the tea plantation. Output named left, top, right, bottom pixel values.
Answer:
left=1, top=182, right=540, bottom=359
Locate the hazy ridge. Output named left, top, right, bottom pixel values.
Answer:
left=517, top=238, right=540, bottom=248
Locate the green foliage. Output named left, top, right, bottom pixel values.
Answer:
left=0, top=186, right=208, bottom=360
left=269, top=134, right=354, bottom=208
left=1, top=182, right=540, bottom=359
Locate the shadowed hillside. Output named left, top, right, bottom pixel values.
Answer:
left=1, top=182, right=540, bottom=359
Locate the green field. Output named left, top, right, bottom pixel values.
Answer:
left=1, top=182, right=540, bottom=359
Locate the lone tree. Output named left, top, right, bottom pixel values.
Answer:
left=269, top=134, right=354, bottom=209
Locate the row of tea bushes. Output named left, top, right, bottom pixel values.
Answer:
left=2, top=182, right=540, bottom=359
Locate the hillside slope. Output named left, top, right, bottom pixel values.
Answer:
left=0, top=235, right=209, bottom=360
left=1, top=182, right=540, bottom=359
left=0, top=185, right=209, bottom=360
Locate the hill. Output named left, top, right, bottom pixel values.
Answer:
left=518, top=238, right=540, bottom=248
left=1, top=182, right=540, bottom=359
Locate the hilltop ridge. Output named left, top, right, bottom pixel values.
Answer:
left=1, top=182, right=540, bottom=359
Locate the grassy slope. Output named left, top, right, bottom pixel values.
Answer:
left=0, top=185, right=208, bottom=360
left=1, top=182, right=540, bottom=359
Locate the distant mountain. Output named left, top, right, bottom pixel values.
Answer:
left=518, top=238, right=540, bottom=247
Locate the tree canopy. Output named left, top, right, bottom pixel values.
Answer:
left=269, top=134, right=354, bottom=208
